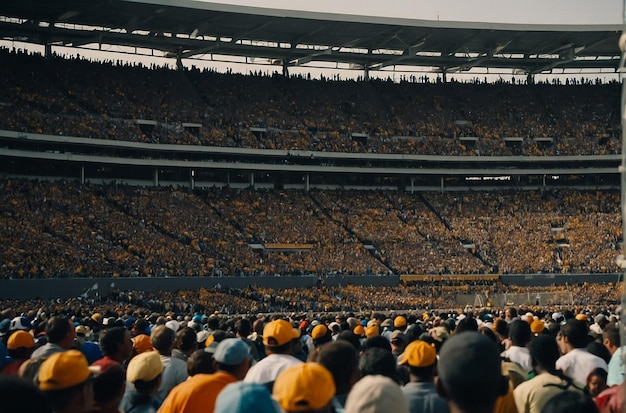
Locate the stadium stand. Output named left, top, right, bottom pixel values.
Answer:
left=0, top=48, right=621, bottom=156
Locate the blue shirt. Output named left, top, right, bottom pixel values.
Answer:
left=402, top=381, right=449, bottom=413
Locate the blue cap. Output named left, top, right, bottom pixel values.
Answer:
left=124, top=318, right=135, bottom=328
left=81, top=341, right=104, bottom=365
left=215, top=382, right=281, bottom=413
left=192, top=315, right=203, bottom=323
left=213, top=339, right=250, bottom=366
left=9, top=316, right=32, bottom=331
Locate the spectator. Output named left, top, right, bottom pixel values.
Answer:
left=501, top=320, right=533, bottom=373
left=556, top=320, right=608, bottom=387
left=92, top=327, right=133, bottom=369
left=215, top=382, right=281, bottom=413
left=150, top=325, right=188, bottom=400
left=345, top=374, right=409, bottom=413
left=601, top=327, right=624, bottom=386
left=398, top=339, right=449, bottom=413
left=244, top=319, right=302, bottom=389
left=273, top=363, right=336, bottom=413
left=158, top=338, right=251, bottom=413
left=310, top=340, right=360, bottom=409
left=119, top=351, right=163, bottom=413
left=31, top=316, right=77, bottom=359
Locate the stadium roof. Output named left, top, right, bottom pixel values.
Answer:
left=0, top=0, right=622, bottom=75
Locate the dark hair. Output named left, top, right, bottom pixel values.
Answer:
left=134, top=374, right=161, bottom=394
left=43, top=377, right=93, bottom=412
left=45, top=316, right=72, bottom=344
left=586, top=367, right=608, bottom=384
left=530, top=334, right=560, bottom=370
left=93, top=364, right=125, bottom=405
left=359, top=347, right=399, bottom=383
left=150, top=325, right=176, bottom=352
left=602, top=326, right=620, bottom=347
left=362, top=335, right=392, bottom=353
left=99, top=327, right=128, bottom=357
left=561, top=319, right=590, bottom=348
left=508, top=320, right=531, bottom=346
left=234, top=318, right=252, bottom=337
left=187, top=350, right=214, bottom=376
left=315, top=340, right=359, bottom=394
left=336, top=330, right=361, bottom=352
left=0, top=376, right=51, bottom=413
left=540, top=391, right=598, bottom=413
left=586, top=342, right=611, bottom=365
left=177, top=327, right=197, bottom=353
left=455, top=317, right=478, bottom=334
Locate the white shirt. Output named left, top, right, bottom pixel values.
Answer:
left=501, top=345, right=533, bottom=372
left=244, top=353, right=302, bottom=385
left=555, top=348, right=608, bottom=387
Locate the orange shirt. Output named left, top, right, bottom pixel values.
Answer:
left=158, top=371, right=237, bottom=413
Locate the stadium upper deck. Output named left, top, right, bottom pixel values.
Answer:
left=0, top=0, right=621, bottom=79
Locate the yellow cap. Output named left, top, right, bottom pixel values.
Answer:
left=126, top=351, right=163, bottom=383
left=273, top=363, right=336, bottom=412
left=353, top=325, right=365, bottom=336
left=394, top=316, right=407, bottom=328
left=7, top=330, right=34, bottom=350
left=263, top=320, right=300, bottom=347
left=365, top=326, right=379, bottom=338
left=38, top=350, right=96, bottom=391
left=399, top=340, right=437, bottom=367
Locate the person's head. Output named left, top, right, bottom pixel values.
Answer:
left=213, top=338, right=252, bottom=380
left=215, top=382, right=281, bottom=413
left=187, top=349, right=215, bottom=376
left=273, top=363, right=336, bottom=413
left=126, top=350, right=163, bottom=395
left=150, top=325, right=176, bottom=355
left=234, top=318, right=252, bottom=338
left=311, top=325, right=332, bottom=348
left=99, top=327, right=133, bottom=362
left=7, top=330, right=35, bottom=360
left=132, top=333, right=153, bottom=355
left=344, top=374, right=409, bottom=413
left=263, top=320, right=300, bottom=355
left=0, top=375, right=52, bottom=413
left=529, top=334, right=560, bottom=372
left=586, top=341, right=611, bottom=364
left=539, top=391, right=598, bottom=413
left=176, top=327, right=198, bottom=354
left=508, top=320, right=531, bottom=347
left=93, top=363, right=126, bottom=413
left=399, top=340, right=437, bottom=382
left=45, top=315, right=76, bottom=348
left=586, top=368, right=608, bottom=398
left=436, top=332, right=507, bottom=413
left=359, top=347, right=399, bottom=383
left=311, top=340, right=360, bottom=395
left=362, top=335, right=392, bottom=353
left=390, top=331, right=407, bottom=356
left=558, top=319, right=590, bottom=352
left=37, top=350, right=96, bottom=413
left=602, top=326, right=620, bottom=354
left=504, top=307, right=517, bottom=321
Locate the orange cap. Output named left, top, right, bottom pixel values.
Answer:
left=399, top=340, right=437, bottom=367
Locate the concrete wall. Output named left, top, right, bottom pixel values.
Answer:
left=0, top=275, right=400, bottom=300
left=0, top=273, right=620, bottom=300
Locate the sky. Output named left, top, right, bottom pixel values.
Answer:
left=208, top=0, right=623, bottom=25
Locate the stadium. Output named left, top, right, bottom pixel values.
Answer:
left=0, top=0, right=623, bottom=312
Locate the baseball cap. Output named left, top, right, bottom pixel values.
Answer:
left=530, top=320, right=545, bottom=334
left=10, top=316, right=32, bottom=331
left=263, top=320, right=300, bottom=347
left=311, top=325, right=329, bottom=340
left=0, top=319, right=10, bottom=336
left=38, top=350, right=98, bottom=391
left=399, top=340, right=436, bottom=367
left=437, top=332, right=503, bottom=406
left=196, top=330, right=210, bottom=344
left=380, top=318, right=393, bottom=328
left=345, top=374, right=409, bottom=413
left=394, top=316, right=407, bottom=328
left=390, top=330, right=406, bottom=343
left=76, top=325, right=92, bottom=337
left=213, top=338, right=250, bottom=366
left=165, top=320, right=180, bottom=332
left=365, top=326, right=379, bottom=338
left=7, top=330, right=35, bottom=350
left=132, top=334, right=153, bottom=354
left=353, top=325, right=365, bottom=336
left=216, top=382, right=281, bottom=413
left=126, top=351, right=163, bottom=383
left=273, top=363, right=336, bottom=412
left=91, top=313, right=102, bottom=324
left=575, top=314, right=587, bottom=321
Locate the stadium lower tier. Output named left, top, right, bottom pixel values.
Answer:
left=0, top=178, right=621, bottom=279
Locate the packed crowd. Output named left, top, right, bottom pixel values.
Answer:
left=0, top=293, right=624, bottom=413
left=1, top=178, right=620, bottom=278
left=0, top=48, right=621, bottom=156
